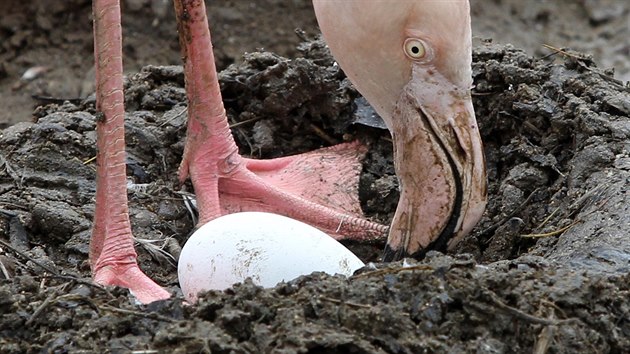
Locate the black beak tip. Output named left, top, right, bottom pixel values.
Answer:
left=382, top=244, right=430, bottom=262
left=382, top=244, right=408, bottom=262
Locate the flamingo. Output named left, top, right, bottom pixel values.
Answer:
left=90, top=0, right=487, bottom=303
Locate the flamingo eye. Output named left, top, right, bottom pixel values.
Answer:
left=403, top=38, right=428, bottom=60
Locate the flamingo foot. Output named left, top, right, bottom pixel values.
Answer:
left=93, top=261, right=170, bottom=304
left=187, top=141, right=388, bottom=241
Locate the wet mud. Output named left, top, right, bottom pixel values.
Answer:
left=0, top=37, right=629, bottom=352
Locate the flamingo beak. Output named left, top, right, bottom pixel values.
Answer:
left=383, top=64, right=487, bottom=261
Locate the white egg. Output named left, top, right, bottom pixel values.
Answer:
left=178, top=212, right=365, bottom=302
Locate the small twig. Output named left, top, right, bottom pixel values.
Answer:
left=533, top=311, right=556, bottom=354
left=26, top=290, right=60, bottom=326
left=39, top=274, right=113, bottom=297
left=535, top=206, right=561, bottom=231
left=31, top=95, right=83, bottom=105
left=160, top=106, right=187, bottom=127
left=0, top=203, right=29, bottom=212
left=576, top=61, right=628, bottom=90
left=352, top=264, right=433, bottom=279
left=479, top=188, right=540, bottom=237
left=471, top=91, right=498, bottom=96
left=39, top=276, right=47, bottom=290
left=229, top=116, right=263, bottom=129
left=1, top=248, right=113, bottom=297
left=83, top=156, right=96, bottom=165
left=309, top=123, right=338, bottom=145
left=320, top=296, right=372, bottom=309
left=0, top=256, right=10, bottom=279
left=539, top=299, right=567, bottom=319
left=541, top=44, right=585, bottom=60
left=533, top=300, right=563, bottom=354
left=27, top=293, right=101, bottom=326
left=0, top=239, right=59, bottom=276
left=99, top=304, right=175, bottom=323
left=523, top=121, right=545, bottom=136
left=542, top=44, right=627, bottom=91
left=521, top=221, right=580, bottom=238
left=568, top=184, right=608, bottom=212
left=483, top=290, right=572, bottom=326
left=526, top=184, right=610, bottom=238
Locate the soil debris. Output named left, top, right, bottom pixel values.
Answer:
left=0, top=36, right=629, bottom=353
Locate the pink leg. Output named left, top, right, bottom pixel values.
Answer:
left=91, top=0, right=170, bottom=303
left=174, top=0, right=387, bottom=240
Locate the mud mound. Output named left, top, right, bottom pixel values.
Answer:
left=464, top=43, right=630, bottom=273
left=0, top=41, right=628, bottom=352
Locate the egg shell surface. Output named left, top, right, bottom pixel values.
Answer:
left=178, top=212, right=365, bottom=302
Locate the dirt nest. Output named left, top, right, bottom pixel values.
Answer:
left=0, top=40, right=629, bottom=352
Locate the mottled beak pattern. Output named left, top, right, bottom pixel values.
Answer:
left=384, top=65, right=487, bottom=260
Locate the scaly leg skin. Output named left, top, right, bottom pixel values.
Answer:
left=174, top=0, right=387, bottom=241
left=90, top=0, right=170, bottom=303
